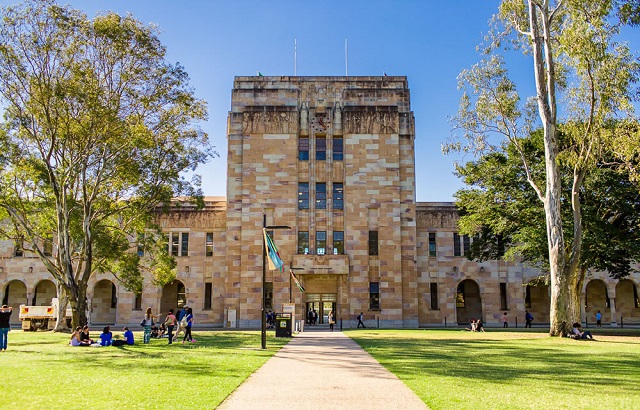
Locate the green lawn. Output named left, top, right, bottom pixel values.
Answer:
left=345, top=329, right=640, bottom=410
left=1, top=329, right=288, bottom=409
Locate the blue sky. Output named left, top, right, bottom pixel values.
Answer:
left=8, top=1, right=638, bottom=201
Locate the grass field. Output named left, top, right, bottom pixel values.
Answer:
left=346, top=328, right=640, bottom=410
left=1, top=329, right=288, bottom=409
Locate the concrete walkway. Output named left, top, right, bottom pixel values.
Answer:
left=218, top=327, right=428, bottom=410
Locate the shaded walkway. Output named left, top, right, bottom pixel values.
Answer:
left=218, top=328, right=428, bottom=409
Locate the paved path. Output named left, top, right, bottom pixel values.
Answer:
left=218, top=328, right=428, bottom=410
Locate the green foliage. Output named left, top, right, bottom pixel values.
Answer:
left=455, top=129, right=640, bottom=279
left=0, top=0, right=210, bottom=326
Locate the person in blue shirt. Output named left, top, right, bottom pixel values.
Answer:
left=123, top=326, right=134, bottom=345
left=174, top=305, right=188, bottom=341
left=182, top=307, right=195, bottom=343
left=99, top=326, right=113, bottom=346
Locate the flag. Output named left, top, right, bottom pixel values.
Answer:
left=263, top=228, right=283, bottom=271
left=290, top=270, right=305, bottom=292
left=257, top=71, right=264, bottom=77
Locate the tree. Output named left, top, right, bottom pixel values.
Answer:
left=445, top=1, right=639, bottom=335
left=0, top=0, right=210, bottom=329
left=455, top=130, right=640, bottom=284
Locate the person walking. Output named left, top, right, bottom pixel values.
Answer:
left=328, top=310, right=335, bottom=332
left=501, top=312, right=508, bottom=328
left=525, top=310, right=533, bottom=328
left=182, top=307, right=195, bottom=343
left=142, top=307, right=154, bottom=344
left=0, top=305, right=13, bottom=351
left=595, top=310, right=602, bottom=328
left=165, top=309, right=177, bottom=344
left=174, top=305, right=188, bottom=341
left=357, top=312, right=366, bottom=328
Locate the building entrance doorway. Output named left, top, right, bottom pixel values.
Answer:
left=305, top=293, right=336, bottom=325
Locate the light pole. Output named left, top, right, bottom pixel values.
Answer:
left=262, top=214, right=290, bottom=349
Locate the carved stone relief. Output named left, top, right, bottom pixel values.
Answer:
left=344, top=110, right=398, bottom=134
left=242, top=111, right=298, bottom=135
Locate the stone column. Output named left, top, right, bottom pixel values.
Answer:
left=609, top=297, right=617, bottom=327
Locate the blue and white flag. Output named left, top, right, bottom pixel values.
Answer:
left=263, top=228, right=284, bottom=271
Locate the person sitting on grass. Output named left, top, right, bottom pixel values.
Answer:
left=476, top=319, right=486, bottom=332
left=100, top=326, right=113, bottom=346
left=70, top=326, right=91, bottom=346
left=80, top=325, right=94, bottom=344
left=112, top=326, right=134, bottom=346
left=465, top=319, right=477, bottom=331
left=571, top=322, right=595, bottom=340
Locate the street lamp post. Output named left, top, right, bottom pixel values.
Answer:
left=262, top=214, right=290, bottom=349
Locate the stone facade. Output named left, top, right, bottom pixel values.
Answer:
left=1, top=76, right=639, bottom=328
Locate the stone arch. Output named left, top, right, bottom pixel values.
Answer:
left=2, top=280, right=27, bottom=325
left=160, top=280, right=186, bottom=315
left=585, top=279, right=610, bottom=324
left=91, top=279, right=117, bottom=325
left=456, top=279, right=482, bottom=325
left=525, top=283, right=550, bottom=324
left=32, top=279, right=56, bottom=306
left=615, top=279, right=640, bottom=324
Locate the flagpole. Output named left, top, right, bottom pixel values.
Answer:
left=345, top=38, right=348, bottom=76
left=294, top=37, right=297, bottom=76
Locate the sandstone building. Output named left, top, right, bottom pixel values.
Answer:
left=1, top=76, right=639, bottom=328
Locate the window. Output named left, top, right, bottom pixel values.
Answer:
left=428, top=233, right=436, bottom=257
left=500, top=282, right=508, bottom=310
left=177, top=283, right=186, bottom=308
left=110, top=283, right=117, bottom=309
left=634, top=283, right=640, bottom=309
left=316, top=231, right=326, bottom=255
left=205, top=232, right=214, bottom=257
left=43, top=236, right=53, bottom=257
left=14, top=237, right=23, bottom=257
left=525, top=285, right=531, bottom=309
left=430, top=283, right=439, bottom=310
left=453, top=233, right=461, bottom=257
left=333, top=231, right=344, bottom=255
left=299, top=138, right=309, bottom=160
left=316, top=183, right=326, bottom=209
left=133, top=293, right=142, bottom=311
left=333, top=137, right=343, bottom=160
left=298, top=231, right=309, bottom=254
left=456, top=283, right=465, bottom=308
left=298, top=183, right=309, bottom=209
left=265, top=282, right=273, bottom=310
left=333, top=183, right=344, bottom=210
left=316, top=136, right=326, bottom=160
left=169, top=232, right=189, bottom=256
left=463, top=235, right=471, bottom=256
left=204, top=283, right=212, bottom=310
left=368, top=231, right=378, bottom=256
left=369, top=282, right=380, bottom=310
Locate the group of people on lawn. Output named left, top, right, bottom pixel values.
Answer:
left=69, top=305, right=194, bottom=347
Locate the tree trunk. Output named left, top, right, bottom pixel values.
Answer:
left=53, top=282, right=70, bottom=332
left=67, top=281, right=89, bottom=329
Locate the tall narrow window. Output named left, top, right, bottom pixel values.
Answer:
left=428, top=233, right=436, bottom=257
left=634, top=284, right=640, bottom=308
left=265, top=282, right=273, bottom=309
left=14, top=237, right=23, bottom=257
left=333, top=231, right=344, bottom=255
left=299, top=137, right=309, bottom=160
left=204, top=283, right=212, bottom=310
left=298, top=183, right=309, bottom=209
left=463, top=235, right=471, bottom=256
left=333, top=137, right=343, bottom=160
left=205, top=232, right=214, bottom=257
left=298, top=231, right=309, bottom=254
left=43, top=236, right=53, bottom=257
left=171, top=232, right=179, bottom=256
left=316, top=136, right=326, bottom=160
left=456, top=283, right=465, bottom=308
left=368, top=231, right=378, bottom=256
left=453, top=233, right=461, bottom=257
left=133, top=293, right=142, bottom=311
left=605, top=288, right=611, bottom=308
left=525, top=285, right=532, bottom=309
left=500, top=282, right=508, bottom=310
left=333, top=183, right=344, bottom=210
left=177, top=283, right=186, bottom=308
left=110, top=283, right=117, bottom=308
left=181, top=233, right=189, bottom=256
left=316, top=231, right=326, bottom=255
left=316, top=183, right=326, bottom=209
left=430, top=283, right=439, bottom=310
left=369, top=282, right=380, bottom=310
